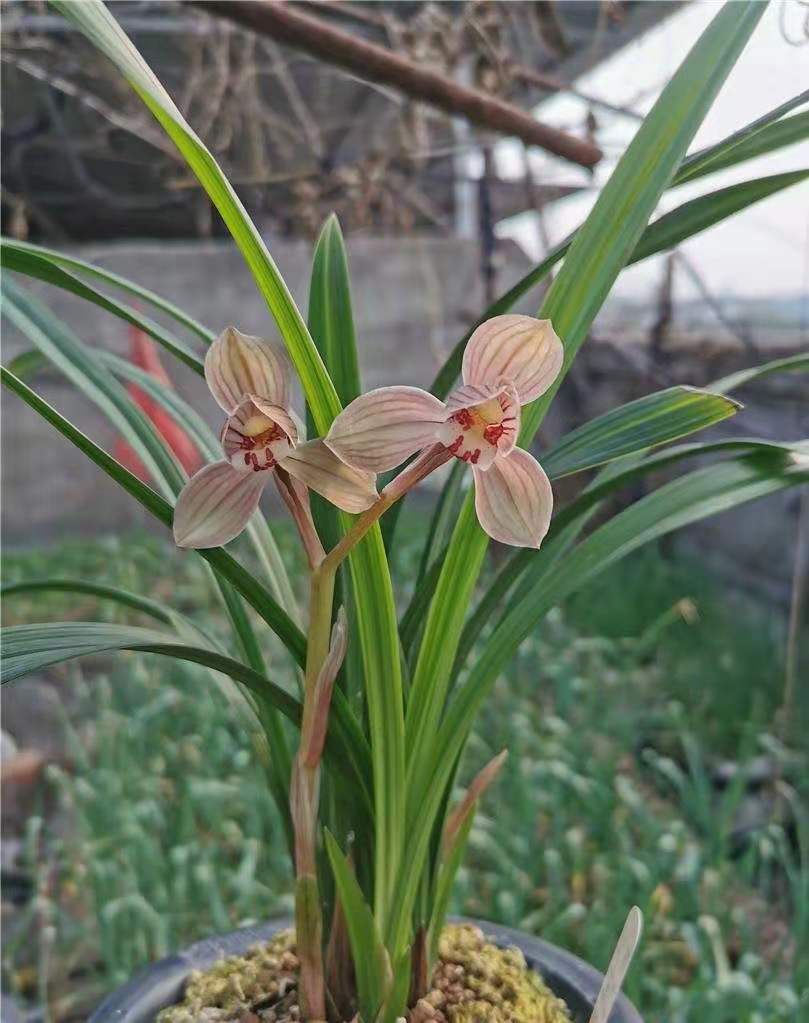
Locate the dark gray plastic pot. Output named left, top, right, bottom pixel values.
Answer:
left=88, top=916, right=642, bottom=1023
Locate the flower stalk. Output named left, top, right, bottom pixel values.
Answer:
left=292, top=604, right=346, bottom=1022
left=322, top=444, right=453, bottom=575
left=291, top=445, right=454, bottom=1018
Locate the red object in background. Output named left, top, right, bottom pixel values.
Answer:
left=114, top=325, right=201, bottom=480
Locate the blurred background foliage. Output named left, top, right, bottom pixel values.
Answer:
left=2, top=523, right=807, bottom=1021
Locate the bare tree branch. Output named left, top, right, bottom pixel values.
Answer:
left=191, top=0, right=603, bottom=168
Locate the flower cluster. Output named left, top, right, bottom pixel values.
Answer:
left=173, top=327, right=376, bottom=549
left=175, top=315, right=563, bottom=552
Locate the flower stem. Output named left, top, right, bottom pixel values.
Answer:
left=292, top=566, right=337, bottom=1023
left=322, top=445, right=452, bottom=574
left=291, top=445, right=449, bottom=1020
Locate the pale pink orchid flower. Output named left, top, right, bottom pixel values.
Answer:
left=173, top=327, right=377, bottom=549
left=325, top=315, right=563, bottom=548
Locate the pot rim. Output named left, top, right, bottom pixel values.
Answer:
left=88, top=915, right=643, bottom=1023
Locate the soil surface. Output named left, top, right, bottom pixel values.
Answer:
left=157, top=923, right=572, bottom=1023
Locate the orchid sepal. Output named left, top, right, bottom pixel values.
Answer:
left=205, top=326, right=290, bottom=414
left=324, top=385, right=447, bottom=473
left=462, top=314, right=563, bottom=404
left=280, top=440, right=377, bottom=514
left=173, top=460, right=266, bottom=549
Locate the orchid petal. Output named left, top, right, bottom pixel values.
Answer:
left=444, top=382, right=511, bottom=414
left=472, top=447, right=553, bottom=548
left=280, top=439, right=377, bottom=513
left=463, top=315, right=563, bottom=405
left=438, top=381, right=520, bottom=467
left=289, top=407, right=307, bottom=442
left=249, top=396, right=298, bottom=443
left=173, top=461, right=266, bottom=549
left=221, top=396, right=297, bottom=464
left=205, top=326, right=290, bottom=413
left=325, top=386, right=446, bottom=473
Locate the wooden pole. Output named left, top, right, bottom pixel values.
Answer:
left=193, top=1, right=602, bottom=168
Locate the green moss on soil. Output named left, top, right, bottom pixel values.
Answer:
left=157, top=924, right=571, bottom=1023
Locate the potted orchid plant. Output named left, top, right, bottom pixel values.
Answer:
left=2, top=1, right=807, bottom=1021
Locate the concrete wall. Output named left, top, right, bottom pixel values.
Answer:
left=3, top=236, right=806, bottom=600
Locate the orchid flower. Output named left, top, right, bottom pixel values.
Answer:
left=325, top=315, right=563, bottom=548
left=173, top=327, right=377, bottom=549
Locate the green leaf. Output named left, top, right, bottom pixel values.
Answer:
left=1, top=241, right=206, bottom=375
left=382, top=952, right=414, bottom=1023
left=304, top=217, right=405, bottom=931
left=1, top=366, right=306, bottom=663
left=1, top=578, right=212, bottom=645
left=415, top=462, right=467, bottom=587
left=0, top=621, right=288, bottom=700
left=341, top=531, right=406, bottom=936
left=324, top=830, right=393, bottom=1022
left=1, top=238, right=215, bottom=343
left=452, top=499, right=606, bottom=683
left=307, top=213, right=362, bottom=549
left=541, top=386, right=740, bottom=479
left=3, top=277, right=185, bottom=501
left=712, top=352, right=809, bottom=394
left=398, top=558, right=443, bottom=669
left=394, top=1, right=766, bottom=956
left=4, top=348, right=48, bottom=380
left=454, top=434, right=802, bottom=679
left=399, top=464, right=468, bottom=663
left=307, top=215, right=362, bottom=408
left=399, top=463, right=469, bottom=663
left=544, top=437, right=804, bottom=543
left=524, top=2, right=766, bottom=442
left=51, top=0, right=341, bottom=434
left=675, top=104, right=809, bottom=185
left=306, top=216, right=365, bottom=705
left=632, top=169, right=809, bottom=262
left=0, top=621, right=371, bottom=810
left=445, top=448, right=809, bottom=764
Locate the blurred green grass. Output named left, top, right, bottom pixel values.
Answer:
left=2, top=528, right=807, bottom=1022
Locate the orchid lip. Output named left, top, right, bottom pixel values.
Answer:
left=437, top=384, right=519, bottom=469
left=221, top=396, right=296, bottom=472
left=241, top=447, right=278, bottom=472
left=228, top=419, right=287, bottom=472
